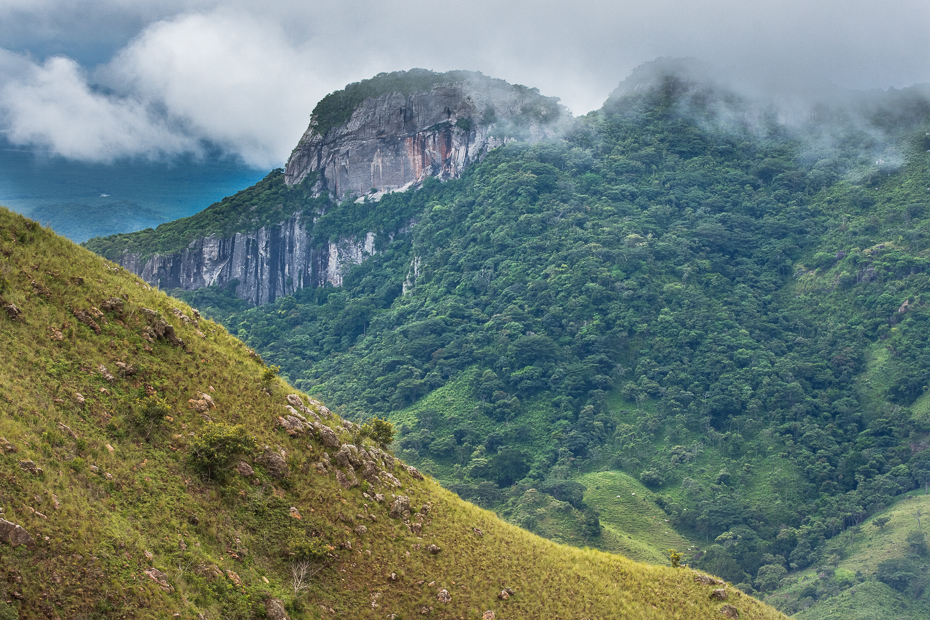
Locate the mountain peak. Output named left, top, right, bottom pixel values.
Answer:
left=283, top=69, right=565, bottom=199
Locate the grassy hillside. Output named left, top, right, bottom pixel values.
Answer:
left=0, top=206, right=785, bottom=619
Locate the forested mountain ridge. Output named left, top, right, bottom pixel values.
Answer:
left=84, top=63, right=930, bottom=616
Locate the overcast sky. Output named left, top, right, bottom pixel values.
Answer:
left=0, top=0, right=927, bottom=168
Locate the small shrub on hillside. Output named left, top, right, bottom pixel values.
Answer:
left=261, top=364, right=281, bottom=387
left=289, top=535, right=331, bottom=562
left=189, top=423, right=257, bottom=481
left=362, top=417, right=395, bottom=450
left=129, top=396, right=171, bottom=437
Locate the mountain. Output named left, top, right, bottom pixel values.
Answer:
left=284, top=69, right=564, bottom=199
left=83, top=64, right=930, bottom=618
left=84, top=70, right=564, bottom=305
left=0, top=205, right=783, bottom=619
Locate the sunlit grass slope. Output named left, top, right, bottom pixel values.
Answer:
left=0, top=207, right=786, bottom=619
left=579, top=471, right=694, bottom=564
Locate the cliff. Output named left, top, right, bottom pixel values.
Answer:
left=114, top=211, right=380, bottom=305
left=86, top=69, right=566, bottom=305
left=284, top=69, right=565, bottom=200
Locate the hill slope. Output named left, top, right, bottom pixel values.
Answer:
left=0, top=206, right=783, bottom=619
left=82, top=65, right=930, bottom=618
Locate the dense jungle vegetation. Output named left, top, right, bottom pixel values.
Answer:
left=90, top=70, right=930, bottom=614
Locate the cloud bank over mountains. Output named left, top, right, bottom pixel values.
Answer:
left=0, top=0, right=928, bottom=168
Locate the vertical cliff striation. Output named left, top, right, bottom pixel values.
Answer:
left=114, top=212, right=381, bottom=306
left=86, top=69, right=567, bottom=305
left=284, top=69, right=566, bottom=200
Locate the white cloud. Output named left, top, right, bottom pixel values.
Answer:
left=0, top=0, right=928, bottom=166
left=0, top=52, right=198, bottom=161
left=100, top=9, right=336, bottom=167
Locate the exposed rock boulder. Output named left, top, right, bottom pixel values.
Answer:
left=72, top=308, right=100, bottom=333
left=195, top=564, right=224, bottom=580
left=19, top=460, right=42, bottom=475
left=278, top=415, right=310, bottom=437
left=0, top=437, right=16, bottom=453
left=720, top=604, right=739, bottom=618
left=285, top=394, right=321, bottom=421
left=258, top=447, right=290, bottom=479
left=151, top=319, right=183, bottom=346
left=2, top=302, right=22, bottom=321
left=483, top=612, right=496, bottom=620
left=100, top=297, right=124, bottom=314
left=389, top=496, right=410, bottom=519
left=380, top=471, right=403, bottom=488
left=265, top=598, right=290, bottom=620
left=694, top=573, right=725, bottom=586
left=334, top=444, right=361, bottom=469
left=115, top=361, right=136, bottom=377
left=335, top=470, right=358, bottom=489
left=498, top=588, right=515, bottom=600
left=406, top=465, right=424, bottom=480
left=0, top=519, right=33, bottom=547
left=427, top=544, right=441, bottom=554
left=437, top=589, right=451, bottom=604
left=314, top=422, right=341, bottom=448
left=234, top=461, right=254, bottom=477
left=97, top=364, right=115, bottom=382
left=710, top=588, right=728, bottom=601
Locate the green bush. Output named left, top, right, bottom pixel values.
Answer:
left=639, top=469, right=665, bottom=488
left=261, top=365, right=281, bottom=386
left=130, top=396, right=171, bottom=437
left=359, top=417, right=395, bottom=450
left=189, top=423, right=257, bottom=480
left=289, top=535, right=331, bottom=562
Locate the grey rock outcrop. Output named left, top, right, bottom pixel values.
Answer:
left=389, top=496, right=410, bottom=519
left=110, top=71, right=564, bottom=307
left=265, top=598, right=290, bottom=620
left=284, top=71, right=564, bottom=200
left=0, top=519, right=33, bottom=547
left=116, top=214, right=380, bottom=306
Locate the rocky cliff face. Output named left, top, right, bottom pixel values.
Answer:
left=284, top=71, right=564, bottom=200
left=117, top=212, right=380, bottom=305
left=110, top=70, right=565, bottom=305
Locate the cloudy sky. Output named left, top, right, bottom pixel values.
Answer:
left=0, top=0, right=927, bottom=169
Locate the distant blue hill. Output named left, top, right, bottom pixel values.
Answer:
left=0, top=138, right=267, bottom=242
